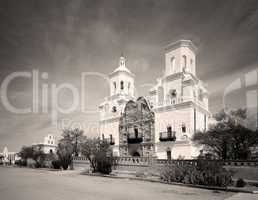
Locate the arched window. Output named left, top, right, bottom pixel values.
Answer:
left=171, top=89, right=177, bottom=98
left=167, top=126, right=172, bottom=137
left=112, top=106, right=117, bottom=113
left=170, top=57, right=175, bottom=73
left=110, top=134, right=115, bottom=145
left=158, top=86, right=164, bottom=105
left=182, top=123, right=186, bottom=133
left=113, top=82, right=116, bottom=90
left=169, top=89, right=177, bottom=104
left=120, top=81, right=124, bottom=90
left=134, top=127, right=138, bottom=138
left=166, top=147, right=172, bottom=160
left=182, top=55, right=187, bottom=70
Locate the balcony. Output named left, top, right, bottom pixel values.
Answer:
left=127, top=134, right=143, bottom=144
left=159, top=131, right=176, bottom=142
left=102, top=134, right=115, bottom=145
left=108, top=138, right=115, bottom=145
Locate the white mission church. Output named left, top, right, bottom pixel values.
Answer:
left=99, top=40, right=210, bottom=159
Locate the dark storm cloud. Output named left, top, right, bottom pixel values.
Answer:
left=0, top=0, right=258, bottom=151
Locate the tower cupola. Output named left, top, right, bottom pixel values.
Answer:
left=109, top=55, right=135, bottom=97
left=164, top=40, right=197, bottom=76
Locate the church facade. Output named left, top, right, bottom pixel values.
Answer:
left=99, top=40, right=209, bottom=159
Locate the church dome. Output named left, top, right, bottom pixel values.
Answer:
left=111, top=55, right=133, bottom=75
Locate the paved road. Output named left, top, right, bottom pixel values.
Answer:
left=0, top=167, right=255, bottom=200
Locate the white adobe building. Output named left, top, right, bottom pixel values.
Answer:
left=33, top=134, right=57, bottom=154
left=0, top=147, right=17, bottom=164
left=99, top=40, right=210, bottom=159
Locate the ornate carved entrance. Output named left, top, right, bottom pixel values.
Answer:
left=119, top=97, right=155, bottom=156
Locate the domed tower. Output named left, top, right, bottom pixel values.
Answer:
left=109, top=55, right=135, bottom=97
left=99, top=55, right=135, bottom=156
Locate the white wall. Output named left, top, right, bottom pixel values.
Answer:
left=42, top=145, right=57, bottom=154
left=155, top=107, right=193, bottom=143
left=155, top=142, right=192, bottom=159
left=192, top=108, right=206, bottom=132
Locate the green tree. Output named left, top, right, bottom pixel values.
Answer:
left=193, top=109, right=258, bottom=160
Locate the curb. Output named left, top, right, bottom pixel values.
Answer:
left=81, top=172, right=258, bottom=194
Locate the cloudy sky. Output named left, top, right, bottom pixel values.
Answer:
left=0, top=0, right=258, bottom=151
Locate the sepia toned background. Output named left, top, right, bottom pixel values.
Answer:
left=0, top=0, right=258, bottom=151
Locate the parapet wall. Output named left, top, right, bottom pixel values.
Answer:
left=73, top=156, right=258, bottom=181
left=73, top=156, right=258, bottom=172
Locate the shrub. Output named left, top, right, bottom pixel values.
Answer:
left=27, top=158, right=36, bottom=168
left=15, top=159, right=27, bottom=167
left=96, top=157, right=112, bottom=174
left=18, top=145, right=46, bottom=167
left=45, top=152, right=58, bottom=168
left=235, top=178, right=246, bottom=188
left=61, top=161, right=70, bottom=170
left=160, top=164, right=194, bottom=183
left=81, top=138, right=114, bottom=174
left=44, top=160, right=53, bottom=168
left=56, top=139, right=73, bottom=170
left=52, top=160, right=62, bottom=169
left=160, top=161, right=233, bottom=187
left=34, top=162, right=41, bottom=168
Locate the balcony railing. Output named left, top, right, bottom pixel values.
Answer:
left=102, top=137, right=115, bottom=145
left=159, top=131, right=176, bottom=142
left=150, top=96, right=208, bottom=110
left=127, top=134, right=143, bottom=144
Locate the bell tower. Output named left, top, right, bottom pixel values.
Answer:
left=164, top=40, right=197, bottom=77
left=99, top=55, right=135, bottom=156
left=109, top=55, right=135, bottom=97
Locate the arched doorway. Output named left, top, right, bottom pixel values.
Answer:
left=133, top=152, right=140, bottom=157
left=119, top=97, right=155, bottom=157
left=167, top=126, right=172, bottom=138
left=166, top=147, right=172, bottom=160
